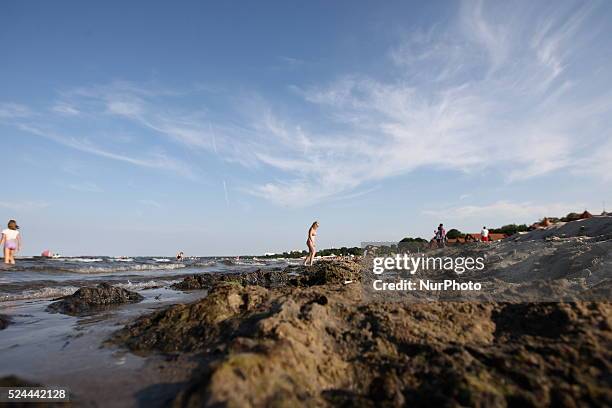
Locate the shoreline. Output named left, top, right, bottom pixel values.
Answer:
left=1, top=218, right=611, bottom=406
left=0, top=286, right=209, bottom=407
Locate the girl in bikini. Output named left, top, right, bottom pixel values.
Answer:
left=1, top=220, right=21, bottom=264
left=304, top=221, right=319, bottom=266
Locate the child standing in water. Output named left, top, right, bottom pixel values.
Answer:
left=1, top=220, right=21, bottom=264
left=304, top=221, right=319, bottom=266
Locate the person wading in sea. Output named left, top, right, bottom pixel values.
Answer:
left=304, top=221, right=319, bottom=266
left=1, top=220, right=21, bottom=265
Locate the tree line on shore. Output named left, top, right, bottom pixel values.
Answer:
left=260, top=246, right=363, bottom=259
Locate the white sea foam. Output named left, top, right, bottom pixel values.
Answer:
left=111, top=258, right=134, bottom=262
left=0, top=278, right=184, bottom=302
left=117, top=279, right=181, bottom=290
left=0, top=286, right=79, bottom=302
left=68, top=263, right=187, bottom=274
left=235, top=261, right=266, bottom=266
left=54, top=258, right=104, bottom=263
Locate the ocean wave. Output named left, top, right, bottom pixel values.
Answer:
left=194, top=260, right=217, bottom=267
left=9, top=262, right=188, bottom=274
left=0, top=278, right=185, bottom=302
left=67, top=263, right=188, bottom=274
left=0, top=286, right=79, bottom=302
left=111, top=258, right=134, bottom=262
left=153, top=258, right=171, bottom=263
left=234, top=261, right=266, bottom=266
left=54, top=258, right=105, bottom=263
left=117, top=279, right=182, bottom=290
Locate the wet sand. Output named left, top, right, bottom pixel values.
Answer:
left=0, top=287, right=207, bottom=407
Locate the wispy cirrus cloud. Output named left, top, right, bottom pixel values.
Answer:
left=422, top=200, right=589, bottom=221
left=0, top=102, right=31, bottom=119
left=51, top=103, right=80, bottom=116
left=1, top=1, right=610, bottom=207
left=138, top=199, right=162, bottom=208
left=244, top=0, right=612, bottom=205
left=0, top=200, right=49, bottom=211
left=67, top=182, right=103, bottom=193
left=15, top=123, right=196, bottom=179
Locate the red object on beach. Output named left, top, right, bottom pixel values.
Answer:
left=41, top=250, right=52, bottom=257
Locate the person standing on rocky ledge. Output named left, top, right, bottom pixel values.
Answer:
left=304, top=221, right=319, bottom=266
left=481, top=226, right=490, bottom=242
left=435, top=223, right=446, bottom=248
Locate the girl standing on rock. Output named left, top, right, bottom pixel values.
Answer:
left=304, top=221, right=319, bottom=266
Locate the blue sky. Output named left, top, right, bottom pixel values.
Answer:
left=1, top=0, right=611, bottom=256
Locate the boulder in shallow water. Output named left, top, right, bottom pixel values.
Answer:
left=46, top=283, right=144, bottom=316
left=0, top=314, right=11, bottom=330
left=171, top=273, right=219, bottom=290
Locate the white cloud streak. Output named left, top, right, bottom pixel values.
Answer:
left=67, top=182, right=103, bottom=193
left=16, top=124, right=195, bottom=179
left=244, top=0, right=612, bottom=205
left=422, top=200, right=588, bottom=221
left=2, top=1, right=610, bottom=207
left=0, top=103, right=31, bottom=119
left=139, top=199, right=162, bottom=208
left=0, top=201, right=49, bottom=211
left=223, top=180, right=230, bottom=207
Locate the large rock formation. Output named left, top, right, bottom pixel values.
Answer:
left=109, top=259, right=612, bottom=407
left=46, top=283, right=143, bottom=316
left=171, top=267, right=289, bottom=290
left=172, top=260, right=361, bottom=291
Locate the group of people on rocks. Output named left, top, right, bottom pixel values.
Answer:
left=433, top=224, right=490, bottom=248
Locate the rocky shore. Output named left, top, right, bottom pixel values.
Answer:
left=46, top=282, right=144, bottom=316
left=107, top=256, right=611, bottom=407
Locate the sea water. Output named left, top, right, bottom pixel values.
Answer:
left=0, top=256, right=293, bottom=303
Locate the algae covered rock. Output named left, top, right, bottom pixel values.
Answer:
left=108, top=259, right=612, bottom=407
left=172, top=267, right=288, bottom=291
left=109, top=283, right=270, bottom=354
left=289, top=259, right=363, bottom=286
left=46, top=283, right=143, bottom=316
left=0, top=314, right=11, bottom=330
left=171, top=260, right=362, bottom=292
left=171, top=273, right=219, bottom=290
